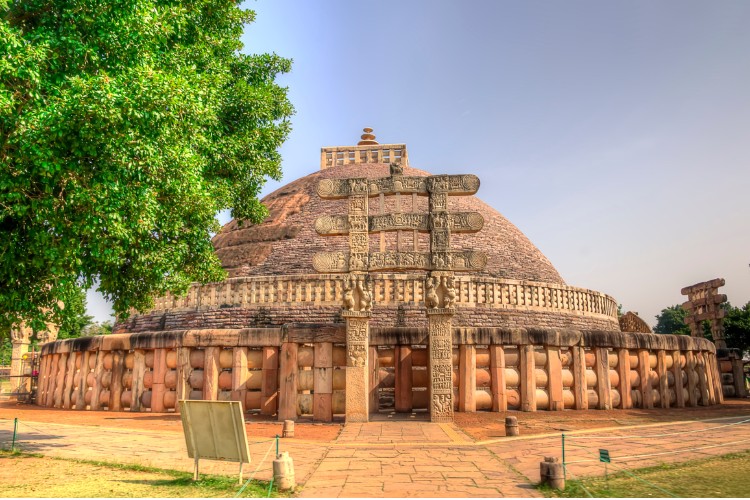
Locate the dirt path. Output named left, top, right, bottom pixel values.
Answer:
left=0, top=401, right=342, bottom=442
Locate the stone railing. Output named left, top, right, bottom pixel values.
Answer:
left=37, top=328, right=721, bottom=415
left=320, top=143, right=409, bottom=170
left=144, top=274, right=619, bottom=321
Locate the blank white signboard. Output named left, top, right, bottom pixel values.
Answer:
left=179, top=400, right=250, bottom=464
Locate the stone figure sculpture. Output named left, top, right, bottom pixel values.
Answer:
left=425, top=277, right=439, bottom=309
left=356, top=276, right=373, bottom=312
left=343, top=277, right=355, bottom=311
left=442, top=276, right=457, bottom=309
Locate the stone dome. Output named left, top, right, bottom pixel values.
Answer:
left=212, top=163, right=565, bottom=284
left=117, top=138, right=620, bottom=334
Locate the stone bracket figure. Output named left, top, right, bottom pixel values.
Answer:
left=342, top=273, right=373, bottom=312
left=425, top=276, right=440, bottom=309
left=425, top=273, right=457, bottom=310
left=442, top=275, right=457, bottom=308
left=343, top=276, right=356, bottom=311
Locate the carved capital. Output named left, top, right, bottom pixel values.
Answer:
left=341, top=274, right=373, bottom=313
left=10, top=323, right=33, bottom=343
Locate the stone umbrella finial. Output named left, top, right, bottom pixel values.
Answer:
left=357, top=127, right=378, bottom=146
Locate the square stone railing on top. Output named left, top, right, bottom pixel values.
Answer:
left=320, top=144, right=408, bottom=170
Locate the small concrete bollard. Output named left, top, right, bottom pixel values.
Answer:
left=273, top=451, right=296, bottom=491
left=540, top=456, right=565, bottom=490
left=282, top=419, right=295, bottom=438
left=505, top=416, right=519, bottom=436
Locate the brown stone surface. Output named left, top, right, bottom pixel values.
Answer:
left=619, top=311, right=652, bottom=333
left=212, top=163, right=563, bottom=283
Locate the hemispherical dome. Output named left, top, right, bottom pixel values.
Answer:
left=212, top=163, right=565, bottom=284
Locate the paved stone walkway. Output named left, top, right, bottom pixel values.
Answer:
left=2, top=414, right=750, bottom=497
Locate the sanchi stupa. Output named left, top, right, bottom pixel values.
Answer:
left=33, top=129, right=731, bottom=422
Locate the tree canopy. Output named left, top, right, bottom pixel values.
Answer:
left=723, top=302, right=750, bottom=356
left=654, top=301, right=750, bottom=356
left=1, top=0, right=293, bottom=332
left=56, top=283, right=93, bottom=339
left=653, top=304, right=691, bottom=336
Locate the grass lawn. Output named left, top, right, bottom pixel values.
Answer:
left=0, top=450, right=289, bottom=498
left=541, top=450, right=750, bottom=498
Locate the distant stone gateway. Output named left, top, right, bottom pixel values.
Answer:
left=37, top=129, right=723, bottom=421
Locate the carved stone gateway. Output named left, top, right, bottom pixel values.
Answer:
left=9, top=321, right=58, bottom=397
left=313, top=162, right=485, bottom=422
left=681, top=279, right=727, bottom=349
left=425, top=274, right=458, bottom=422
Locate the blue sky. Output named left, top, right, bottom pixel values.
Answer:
left=88, top=1, right=750, bottom=327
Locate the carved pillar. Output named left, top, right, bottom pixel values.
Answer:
left=638, top=349, right=653, bottom=409
left=62, top=351, right=77, bottom=409
left=313, top=342, right=333, bottom=422
left=368, top=347, right=380, bottom=413
left=520, top=345, right=536, bottom=412
left=9, top=324, right=32, bottom=396
left=458, top=344, right=476, bottom=412
left=75, top=351, right=90, bottom=410
left=657, top=350, right=669, bottom=409
left=672, top=350, right=685, bottom=408
left=109, top=350, right=125, bottom=411
left=395, top=345, right=413, bottom=413
left=617, top=349, right=632, bottom=409
left=571, top=345, right=588, bottom=410
left=343, top=310, right=370, bottom=423
left=261, top=346, right=279, bottom=415
left=46, top=353, right=59, bottom=408
left=696, top=352, right=710, bottom=406
left=278, top=342, right=298, bottom=421
left=131, top=350, right=146, bottom=412
left=90, top=351, right=105, bottom=410
left=151, top=349, right=167, bottom=413
left=427, top=307, right=454, bottom=422
left=347, top=180, right=369, bottom=273
left=203, top=347, right=220, bottom=401
left=546, top=346, right=564, bottom=411
left=490, top=345, right=507, bottom=412
left=232, top=347, right=249, bottom=412
left=685, top=351, right=699, bottom=406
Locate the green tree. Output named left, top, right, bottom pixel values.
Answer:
left=0, top=335, right=10, bottom=365
left=81, top=320, right=113, bottom=337
left=654, top=305, right=691, bottom=336
left=0, top=0, right=293, bottom=332
left=723, top=302, right=750, bottom=356
left=56, top=285, right=93, bottom=339
left=0, top=283, right=92, bottom=347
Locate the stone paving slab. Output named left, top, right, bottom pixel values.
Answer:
left=0, top=418, right=326, bottom=483
left=2, top=414, right=750, bottom=498
left=483, top=414, right=750, bottom=484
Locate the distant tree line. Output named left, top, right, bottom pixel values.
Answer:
left=654, top=302, right=750, bottom=356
